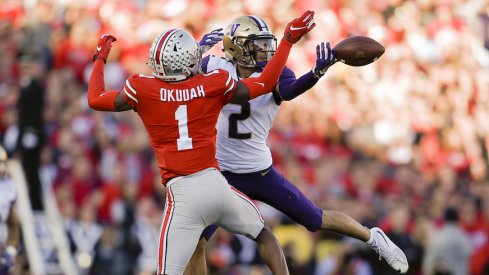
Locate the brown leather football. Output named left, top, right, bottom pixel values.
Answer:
left=333, top=36, right=385, bottom=66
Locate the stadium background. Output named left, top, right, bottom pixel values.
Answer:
left=1, top=0, right=489, bottom=274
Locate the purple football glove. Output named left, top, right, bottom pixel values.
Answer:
left=312, top=42, right=337, bottom=78
left=199, top=28, right=224, bottom=54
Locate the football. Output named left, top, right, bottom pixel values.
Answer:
left=332, top=36, right=385, bottom=66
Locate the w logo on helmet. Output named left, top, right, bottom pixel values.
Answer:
left=230, top=24, right=241, bottom=36
left=223, top=16, right=276, bottom=68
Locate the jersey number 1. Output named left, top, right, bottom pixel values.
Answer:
left=175, top=105, right=193, bottom=150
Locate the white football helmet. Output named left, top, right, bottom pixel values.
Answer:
left=148, top=29, right=202, bottom=82
left=223, top=16, right=277, bottom=69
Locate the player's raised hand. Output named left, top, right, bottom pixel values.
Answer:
left=199, top=28, right=224, bottom=54
left=284, top=10, right=316, bottom=44
left=313, top=42, right=337, bottom=78
left=93, top=34, right=117, bottom=63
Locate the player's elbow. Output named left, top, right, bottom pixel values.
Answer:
left=87, top=95, right=104, bottom=111
left=275, top=80, right=299, bottom=101
left=87, top=90, right=119, bottom=112
left=87, top=89, right=103, bottom=110
left=87, top=96, right=97, bottom=110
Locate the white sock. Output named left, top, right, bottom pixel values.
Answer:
left=366, top=227, right=374, bottom=245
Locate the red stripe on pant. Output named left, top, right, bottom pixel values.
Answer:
left=230, top=185, right=264, bottom=223
left=158, top=188, right=175, bottom=274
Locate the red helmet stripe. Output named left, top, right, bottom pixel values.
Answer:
left=154, top=29, right=177, bottom=65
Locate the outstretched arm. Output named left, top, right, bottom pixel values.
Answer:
left=230, top=10, right=316, bottom=104
left=276, top=42, right=337, bottom=102
left=275, top=68, right=318, bottom=103
left=230, top=38, right=293, bottom=104
left=87, top=35, right=131, bottom=112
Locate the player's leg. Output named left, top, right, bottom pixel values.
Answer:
left=321, top=210, right=370, bottom=241
left=157, top=185, right=205, bottom=275
left=190, top=219, right=288, bottom=274
left=224, top=167, right=408, bottom=273
left=255, top=225, right=288, bottom=274
left=222, top=167, right=323, bottom=232
left=185, top=237, right=207, bottom=275
left=159, top=169, right=228, bottom=275
left=224, top=167, right=370, bottom=239
left=216, top=175, right=289, bottom=274
left=184, top=225, right=217, bottom=275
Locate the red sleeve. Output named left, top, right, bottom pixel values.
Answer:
left=121, top=75, right=139, bottom=110
left=240, top=39, right=293, bottom=99
left=87, top=59, right=118, bottom=111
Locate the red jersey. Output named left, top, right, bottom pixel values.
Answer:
left=122, top=69, right=236, bottom=184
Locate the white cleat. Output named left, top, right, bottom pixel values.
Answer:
left=368, top=227, right=409, bottom=273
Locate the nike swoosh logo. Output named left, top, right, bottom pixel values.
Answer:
left=100, top=92, right=110, bottom=97
left=254, top=82, right=265, bottom=87
left=261, top=169, right=271, bottom=176
left=377, top=231, right=388, bottom=244
left=289, top=25, right=307, bottom=31
left=97, top=46, right=102, bottom=51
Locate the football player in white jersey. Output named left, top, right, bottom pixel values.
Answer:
left=186, top=15, right=409, bottom=274
left=0, top=146, right=19, bottom=274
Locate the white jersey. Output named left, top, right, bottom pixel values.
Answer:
left=205, top=56, right=280, bottom=173
left=0, top=177, right=16, bottom=245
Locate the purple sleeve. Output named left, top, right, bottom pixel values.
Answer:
left=201, top=55, right=211, bottom=73
left=275, top=66, right=319, bottom=102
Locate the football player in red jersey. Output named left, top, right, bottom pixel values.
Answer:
left=87, top=11, right=316, bottom=275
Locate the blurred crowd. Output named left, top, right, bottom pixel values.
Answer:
left=1, top=0, right=489, bottom=274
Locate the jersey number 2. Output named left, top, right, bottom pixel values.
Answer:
left=175, top=105, right=193, bottom=150
left=228, top=102, right=251, bottom=139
